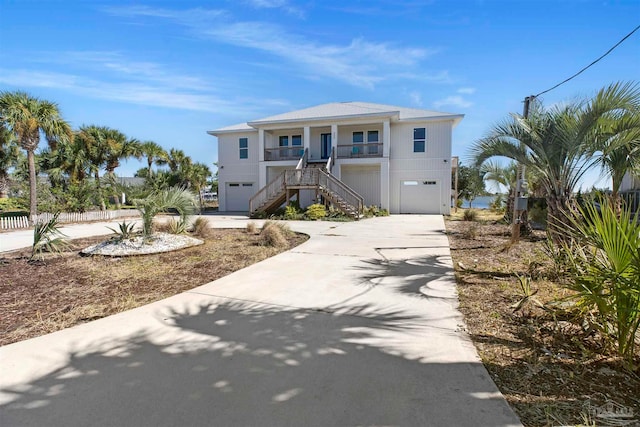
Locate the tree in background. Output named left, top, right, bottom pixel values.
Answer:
left=0, top=91, right=72, bottom=219
left=456, top=163, right=485, bottom=208
left=0, top=125, right=20, bottom=198
left=140, top=140, right=168, bottom=177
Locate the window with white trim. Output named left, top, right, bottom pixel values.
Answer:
left=413, top=128, right=426, bottom=153
left=239, top=138, right=248, bottom=159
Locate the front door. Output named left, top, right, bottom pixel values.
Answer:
left=321, top=133, right=331, bottom=159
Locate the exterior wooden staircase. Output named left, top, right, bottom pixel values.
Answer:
left=249, top=167, right=364, bottom=219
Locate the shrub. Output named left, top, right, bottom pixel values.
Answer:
left=363, top=205, right=390, bottom=218
left=284, top=204, right=301, bottom=220
left=461, top=224, right=478, bottom=239
left=489, top=194, right=506, bottom=212
left=463, top=209, right=478, bottom=221
left=246, top=222, right=257, bottom=234
left=30, top=212, right=69, bottom=262
left=0, top=198, right=25, bottom=212
left=555, top=197, right=640, bottom=366
left=107, top=221, right=137, bottom=242
left=165, top=218, right=189, bottom=235
left=260, top=221, right=289, bottom=248
left=134, top=187, right=197, bottom=238
left=190, top=217, right=211, bottom=237
left=305, top=203, right=326, bottom=220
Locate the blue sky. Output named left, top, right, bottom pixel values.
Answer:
left=1, top=0, right=638, bottom=189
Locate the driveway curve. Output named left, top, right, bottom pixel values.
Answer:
left=0, top=215, right=521, bottom=426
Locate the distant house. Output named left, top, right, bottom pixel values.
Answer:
left=208, top=102, right=463, bottom=216
left=621, top=172, right=640, bottom=212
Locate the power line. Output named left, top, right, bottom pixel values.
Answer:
left=535, top=24, right=640, bottom=98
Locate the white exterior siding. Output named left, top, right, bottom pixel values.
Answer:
left=388, top=122, right=452, bottom=214
left=217, top=131, right=259, bottom=211
left=210, top=102, right=461, bottom=215
left=621, top=172, right=640, bottom=191
left=340, top=164, right=381, bottom=207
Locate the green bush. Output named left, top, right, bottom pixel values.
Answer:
left=284, top=204, right=301, bottom=220
left=463, top=209, right=478, bottom=221
left=0, top=198, right=26, bottom=212
left=305, top=203, right=326, bottom=220
left=556, top=198, right=640, bottom=367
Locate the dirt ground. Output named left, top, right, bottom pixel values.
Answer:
left=0, top=228, right=307, bottom=347
left=445, top=213, right=639, bottom=427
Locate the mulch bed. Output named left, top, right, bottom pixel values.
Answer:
left=0, top=228, right=307, bottom=347
left=445, top=218, right=640, bottom=426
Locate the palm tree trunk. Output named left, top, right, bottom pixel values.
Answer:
left=27, top=150, right=38, bottom=221
left=95, top=171, right=106, bottom=211
left=108, top=170, right=121, bottom=209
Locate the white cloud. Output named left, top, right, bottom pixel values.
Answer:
left=409, top=91, right=423, bottom=107
left=243, top=0, right=305, bottom=17
left=433, top=95, right=473, bottom=109
left=457, top=87, right=476, bottom=94
left=104, top=6, right=442, bottom=89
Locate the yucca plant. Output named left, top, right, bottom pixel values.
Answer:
left=555, top=197, right=640, bottom=366
left=107, top=220, right=137, bottom=242
left=510, top=275, right=544, bottom=314
left=166, top=218, right=189, bottom=235
left=30, top=212, right=69, bottom=262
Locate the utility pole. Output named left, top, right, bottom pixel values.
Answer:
left=511, top=95, right=534, bottom=241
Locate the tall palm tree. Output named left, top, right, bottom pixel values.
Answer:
left=471, top=100, right=594, bottom=234
left=140, top=140, right=167, bottom=177
left=101, top=128, right=141, bottom=208
left=187, top=162, right=212, bottom=210
left=581, top=82, right=640, bottom=206
left=0, top=91, right=71, bottom=218
left=0, top=125, right=20, bottom=198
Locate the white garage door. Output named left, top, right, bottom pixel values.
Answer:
left=400, top=180, right=441, bottom=213
left=340, top=165, right=381, bottom=207
left=225, top=182, right=255, bottom=211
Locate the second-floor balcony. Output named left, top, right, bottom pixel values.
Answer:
left=264, top=146, right=305, bottom=161
left=336, top=143, right=383, bottom=159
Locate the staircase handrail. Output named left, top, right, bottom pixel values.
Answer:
left=318, top=169, right=364, bottom=215
left=325, top=147, right=334, bottom=172
left=295, top=148, right=308, bottom=170
left=249, top=171, right=286, bottom=213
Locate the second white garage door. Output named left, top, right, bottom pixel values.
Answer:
left=399, top=180, right=441, bottom=214
left=225, top=182, right=255, bottom=211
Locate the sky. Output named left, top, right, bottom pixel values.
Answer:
left=1, top=0, right=639, bottom=190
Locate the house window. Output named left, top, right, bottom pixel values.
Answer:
left=367, top=130, right=379, bottom=155
left=292, top=134, right=303, bottom=156
left=279, top=135, right=289, bottom=147
left=352, top=131, right=364, bottom=144
left=239, top=138, right=248, bottom=159
left=413, top=128, right=426, bottom=153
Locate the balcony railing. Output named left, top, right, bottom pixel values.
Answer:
left=265, top=146, right=305, bottom=161
left=336, top=143, right=383, bottom=158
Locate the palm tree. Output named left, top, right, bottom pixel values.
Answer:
left=471, top=100, right=594, bottom=235
left=140, top=141, right=167, bottom=177
left=187, top=162, right=212, bottom=210
left=0, top=91, right=72, bottom=218
left=581, top=82, right=640, bottom=207
left=0, top=125, right=20, bottom=198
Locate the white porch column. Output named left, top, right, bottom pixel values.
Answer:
left=258, top=128, right=265, bottom=162
left=331, top=124, right=338, bottom=150
left=259, top=162, right=267, bottom=188
left=380, top=159, right=390, bottom=210
left=383, top=120, right=390, bottom=158
left=303, top=126, right=310, bottom=152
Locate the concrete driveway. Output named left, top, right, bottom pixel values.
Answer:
left=0, top=215, right=521, bottom=426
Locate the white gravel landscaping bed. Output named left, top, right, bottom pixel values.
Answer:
left=81, top=232, right=204, bottom=256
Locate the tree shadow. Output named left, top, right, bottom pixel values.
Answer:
left=1, top=300, right=520, bottom=427
left=354, top=254, right=458, bottom=300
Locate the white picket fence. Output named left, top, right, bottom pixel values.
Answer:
left=0, top=209, right=141, bottom=230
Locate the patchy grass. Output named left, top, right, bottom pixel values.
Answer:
left=445, top=216, right=640, bottom=426
left=0, top=229, right=307, bottom=346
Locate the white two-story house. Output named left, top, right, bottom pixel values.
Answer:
left=208, top=102, right=463, bottom=216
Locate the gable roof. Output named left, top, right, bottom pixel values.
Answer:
left=208, top=102, right=463, bottom=135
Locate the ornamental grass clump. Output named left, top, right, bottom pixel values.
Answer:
left=555, top=197, right=640, bottom=367
left=260, top=220, right=290, bottom=248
